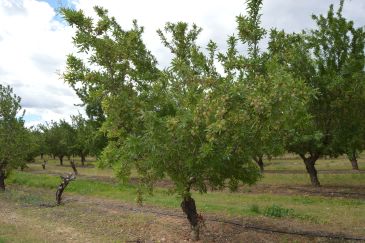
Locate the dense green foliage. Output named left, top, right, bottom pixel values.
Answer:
left=41, top=120, right=75, bottom=165
left=0, top=84, right=32, bottom=189
left=269, top=0, right=365, bottom=185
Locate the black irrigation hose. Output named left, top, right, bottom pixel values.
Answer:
left=288, top=187, right=365, bottom=197
left=115, top=204, right=365, bottom=241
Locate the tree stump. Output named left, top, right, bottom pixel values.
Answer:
left=56, top=173, right=76, bottom=205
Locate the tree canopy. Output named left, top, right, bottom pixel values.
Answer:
left=0, top=84, right=31, bottom=190
left=271, top=0, right=365, bottom=186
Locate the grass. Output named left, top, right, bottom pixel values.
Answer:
left=265, top=154, right=364, bottom=171
left=5, top=171, right=365, bottom=232
left=3, top=154, right=365, bottom=241
left=260, top=173, right=365, bottom=186
left=264, top=204, right=293, bottom=217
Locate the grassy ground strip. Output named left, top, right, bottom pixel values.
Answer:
left=4, top=171, right=365, bottom=237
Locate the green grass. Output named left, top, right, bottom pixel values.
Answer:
left=260, top=173, right=365, bottom=186
left=265, top=155, right=364, bottom=171
left=5, top=171, right=365, bottom=231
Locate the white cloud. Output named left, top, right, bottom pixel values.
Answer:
left=0, top=0, right=83, bottom=127
left=1, top=0, right=364, bottom=127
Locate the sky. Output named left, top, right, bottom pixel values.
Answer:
left=0, top=0, right=364, bottom=127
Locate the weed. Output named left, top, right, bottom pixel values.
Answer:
left=264, top=204, right=293, bottom=217
left=249, top=204, right=260, bottom=214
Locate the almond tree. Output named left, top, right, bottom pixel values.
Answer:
left=44, top=120, right=75, bottom=166
left=219, top=0, right=312, bottom=173
left=0, top=84, right=30, bottom=190
left=61, top=2, right=309, bottom=240
left=269, top=0, right=365, bottom=185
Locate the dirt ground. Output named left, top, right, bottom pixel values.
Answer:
left=1, top=185, right=363, bottom=243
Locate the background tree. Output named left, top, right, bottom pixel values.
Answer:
left=44, top=120, right=75, bottom=166
left=23, top=128, right=42, bottom=166
left=218, top=0, right=312, bottom=173
left=71, top=114, right=92, bottom=166
left=270, top=0, right=365, bottom=185
left=31, top=127, right=47, bottom=160
left=0, top=84, right=30, bottom=190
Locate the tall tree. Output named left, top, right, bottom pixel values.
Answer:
left=62, top=1, right=313, bottom=239
left=270, top=0, right=365, bottom=185
left=219, top=0, right=312, bottom=173
left=0, top=84, right=30, bottom=190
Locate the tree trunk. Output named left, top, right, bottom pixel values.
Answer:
left=181, top=195, right=200, bottom=241
left=348, top=152, right=359, bottom=170
left=59, top=156, right=64, bottom=166
left=0, top=169, right=5, bottom=191
left=301, top=154, right=320, bottom=187
left=254, top=155, right=264, bottom=173
left=40, top=153, right=44, bottom=160
left=56, top=173, right=76, bottom=205
left=81, top=155, right=86, bottom=167
left=70, top=160, right=78, bottom=175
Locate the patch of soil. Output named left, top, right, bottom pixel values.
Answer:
left=2, top=186, right=364, bottom=242
left=238, top=184, right=365, bottom=199
left=68, top=194, right=365, bottom=242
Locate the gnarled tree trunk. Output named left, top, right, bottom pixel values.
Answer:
left=70, top=160, right=78, bottom=175
left=253, top=155, right=264, bottom=173
left=0, top=169, right=6, bottom=191
left=81, top=154, right=86, bottom=167
left=300, top=153, right=320, bottom=187
left=348, top=151, right=359, bottom=170
left=181, top=195, right=199, bottom=241
left=56, top=173, right=76, bottom=205
left=42, top=160, right=46, bottom=170
left=59, top=156, right=64, bottom=166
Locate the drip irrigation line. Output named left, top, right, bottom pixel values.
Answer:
left=115, top=204, right=365, bottom=241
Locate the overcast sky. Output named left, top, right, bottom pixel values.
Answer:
left=1, top=0, right=364, bottom=127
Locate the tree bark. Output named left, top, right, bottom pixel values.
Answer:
left=81, top=155, right=86, bottom=167
left=254, top=155, right=264, bottom=173
left=70, top=160, right=78, bottom=175
left=40, top=153, right=44, bottom=160
left=0, top=169, right=5, bottom=191
left=300, top=154, right=320, bottom=187
left=56, top=173, right=76, bottom=205
left=181, top=195, right=200, bottom=241
left=348, top=152, right=359, bottom=170
left=42, top=160, right=46, bottom=170
left=59, top=156, right=64, bottom=166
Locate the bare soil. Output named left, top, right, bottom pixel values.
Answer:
left=1, top=185, right=364, bottom=243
